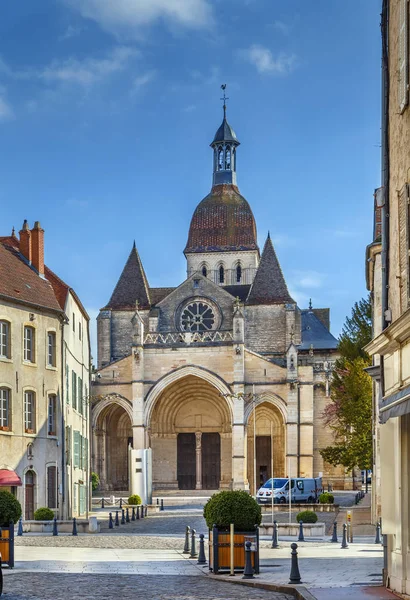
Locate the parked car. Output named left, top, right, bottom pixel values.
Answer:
left=257, top=477, right=323, bottom=504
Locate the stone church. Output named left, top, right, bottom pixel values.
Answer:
left=92, top=105, right=346, bottom=494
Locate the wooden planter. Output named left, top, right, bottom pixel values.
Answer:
left=209, top=526, right=259, bottom=574
left=0, top=523, right=14, bottom=568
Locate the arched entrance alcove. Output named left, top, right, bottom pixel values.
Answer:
left=93, top=396, right=133, bottom=491
left=246, top=400, right=286, bottom=495
left=149, top=374, right=232, bottom=491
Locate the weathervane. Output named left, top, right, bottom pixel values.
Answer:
left=220, top=84, right=229, bottom=117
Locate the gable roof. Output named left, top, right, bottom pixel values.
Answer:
left=104, top=243, right=151, bottom=310
left=246, top=234, right=294, bottom=305
left=299, top=310, right=338, bottom=350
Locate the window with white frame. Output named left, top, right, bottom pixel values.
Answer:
left=0, top=388, right=10, bottom=430
left=48, top=395, right=57, bottom=436
left=24, top=326, right=35, bottom=362
left=24, top=391, right=36, bottom=432
left=47, top=332, right=56, bottom=367
left=0, top=321, right=10, bottom=358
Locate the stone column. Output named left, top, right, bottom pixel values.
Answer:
left=195, top=432, right=202, bottom=490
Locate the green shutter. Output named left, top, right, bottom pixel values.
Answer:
left=72, top=371, right=77, bottom=410
left=66, top=425, right=71, bottom=465
left=73, top=430, right=80, bottom=468
left=78, top=376, right=82, bottom=414
left=79, top=484, right=86, bottom=515
left=66, top=365, right=69, bottom=404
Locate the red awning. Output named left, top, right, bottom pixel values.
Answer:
left=0, top=469, right=22, bottom=486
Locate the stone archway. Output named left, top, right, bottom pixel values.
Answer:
left=93, top=397, right=133, bottom=492
left=149, top=374, right=232, bottom=491
left=246, top=401, right=286, bottom=495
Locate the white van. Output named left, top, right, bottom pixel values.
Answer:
left=257, top=477, right=323, bottom=504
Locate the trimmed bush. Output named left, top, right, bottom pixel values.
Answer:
left=204, top=490, right=262, bottom=531
left=128, top=494, right=142, bottom=506
left=0, top=490, right=22, bottom=526
left=319, top=492, right=334, bottom=504
left=34, top=507, right=54, bottom=521
left=296, top=510, right=318, bottom=523
left=91, top=472, right=100, bottom=491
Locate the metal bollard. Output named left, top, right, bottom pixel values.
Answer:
left=132, top=507, right=136, bottom=521
left=53, top=517, right=58, bottom=537
left=183, top=525, right=191, bottom=553
left=109, top=512, right=114, bottom=529
left=160, top=499, right=164, bottom=511
left=289, top=543, right=301, bottom=584
left=72, top=517, right=78, bottom=536
left=197, top=533, right=207, bottom=565
left=156, top=498, right=159, bottom=505
left=145, top=505, right=148, bottom=517
left=298, top=520, right=304, bottom=542
left=375, top=521, right=381, bottom=544
left=119, top=498, right=123, bottom=509
left=136, top=505, right=140, bottom=520
left=242, top=541, right=254, bottom=579
left=271, top=520, right=279, bottom=549
left=121, top=509, right=125, bottom=525
left=341, top=523, right=348, bottom=548
left=17, top=517, right=23, bottom=537
left=330, top=522, right=338, bottom=543
left=190, top=528, right=198, bottom=558
left=101, top=497, right=105, bottom=509
left=140, top=505, right=144, bottom=519
left=115, top=510, right=120, bottom=526
left=126, top=508, right=130, bottom=523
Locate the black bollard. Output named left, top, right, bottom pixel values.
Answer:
left=72, top=517, right=78, bottom=536
left=115, top=510, right=120, bottom=526
left=145, top=505, right=148, bottom=517
left=156, top=498, right=159, bottom=505
left=140, top=505, right=144, bottom=519
left=289, top=543, right=301, bottom=584
left=375, top=521, right=381, bottom=544
left=136, top=505, right=140, bottom=520
left=160, top=499, right=164, bottom=511
left=17, top=517, right=23, bottom=537
left=109, top=512, right=114, bottom=529
left=242, top=541, right=254, bottom=579
left=298, top=520, right=304, bottom=542
left=197, top=533, right=207, bottom=565
left=330, top=522, right=338, bottom=543
left=190, top=528, right=198, bottom=558
left=101, top=497, right=105, bottom=509
left=132, top=507, right=136, bottom=521
left=271, top=520, right=279, bottom=549
left=121, top=509, right=125, bottom=525
left=183, top=525, right=191, bottom=553
left=119, top=498, right=123, bottom=509
left=126, top=508, right=130, bottom=523
left=341, top=523, right=348, bottom=548
left=53, top=517, right=58, bottom=537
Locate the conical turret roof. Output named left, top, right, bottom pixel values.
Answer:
left=211, top=116, right=239, bottom=145
left=246, top=234, right=294, bottom=305
left=104, top=242, right=150, bottom=309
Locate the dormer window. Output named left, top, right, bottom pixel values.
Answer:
left=219, top=266, right=225, bottom=284
left=236, top=264, right=242, bottom=283
left=202, top=266, right=207, bottom=277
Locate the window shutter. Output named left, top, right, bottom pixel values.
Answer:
left=74, top=430, right=80, bottom=468
left=66, top=425, right=71, bottom=465
left=72, top=371, right=77, bottom=410
left=66, top=365, right=69, bottom=404
left=399, top=184, right=410, bottom=310
left=399, top=0, right=409, bottom=112
left=78, top=376, right=82, bottom=414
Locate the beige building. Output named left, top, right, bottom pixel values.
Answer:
left=92, top=107, right=347, bottom=495
left=365, top=0, right=410, bottom=594
left=0, top=221, right=90, bottom=519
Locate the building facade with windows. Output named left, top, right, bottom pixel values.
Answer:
left=365, top=0, right=410, bottom=595
left=92, top=107, right=345, bottom=495
left=0, top=221, right=90, bottom=519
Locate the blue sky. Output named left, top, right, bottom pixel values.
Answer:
left=0, top=0, right=381, bottom=360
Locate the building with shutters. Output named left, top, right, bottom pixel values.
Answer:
left=365, top=0, right=410, bottom=594
left=0, top=222, right=90, bottom=519
left=92, top=104, right=346, bottom=495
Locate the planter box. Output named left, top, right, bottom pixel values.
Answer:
left=21, top=520, right=100, bottom=534
left=259, top=522, right=326, bottom=537
left=0, top=523, right=14, bottom=568
left=209, top=527, right=259, bottom=574
left=260, top=503, right=337, bottom=513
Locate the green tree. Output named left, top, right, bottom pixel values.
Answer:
left=319, top=296, right=373, bottom=472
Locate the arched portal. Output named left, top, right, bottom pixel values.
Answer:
left=93, top=399, right=132, bottom=491
left=149, top=374, right=232, bottom=491
left=246, top=401, right=286, bottom=495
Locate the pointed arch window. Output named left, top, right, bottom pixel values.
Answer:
left=236, top=264, right=242, bottom=283
left=219, top=266, right=225, bottom=284
left=225, top=146, right=231, bottom=170
left=218, top=147, right=224, bottom=171
left=202, top=266, right=207, bottom=277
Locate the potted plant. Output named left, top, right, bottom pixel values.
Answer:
left=204, top=490, right=262, bottom=573
left=0, top=490, right=22, bottom=568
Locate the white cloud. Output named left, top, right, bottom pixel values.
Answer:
left=59, top=24, right=83, bottom=41
left=272, top=20, right=290, bottom=35
left=40, top=46, right=139, bottom=86
left=240, top=44, right=297, bottom=75
left=64, top=0, right=213, bottom=39
left=291, top=270, right=325, bottom=289
left=0, top=97, right=14, bottom=122
left=130, top=70, right=156, bottom=94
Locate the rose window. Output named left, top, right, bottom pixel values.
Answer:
left=180, top=301, right=216, bottom=332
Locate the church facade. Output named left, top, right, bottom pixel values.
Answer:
left=92, top=107, right=347, bottom=494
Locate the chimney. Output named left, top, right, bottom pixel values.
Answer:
left=31, top=221, right=45, bottom=276
left=19, top=220, right=32, bottom=263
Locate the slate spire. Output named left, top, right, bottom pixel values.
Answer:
left=106, top=243, right=150, bottom=309
left=246, top=235, right=294, bottom=305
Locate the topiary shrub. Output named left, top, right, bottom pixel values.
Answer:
left=319, top=492, right=334, bottom=504
left=0, top=490, right=22, bottom=526
left=91, top=472, right=100, bottom=491
left=204, top=490, right=262, bottom=531
left=34, top=507, right=54, bottom=521
left=128, top=494, right=142, bottom=506
left=296, top=510, right=318, bottom=523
